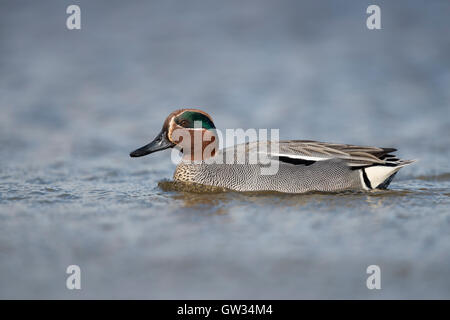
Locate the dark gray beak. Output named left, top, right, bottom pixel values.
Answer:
left=130, top=130, right=175, bottom=157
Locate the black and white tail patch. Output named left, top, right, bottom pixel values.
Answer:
left=360, top=165, right=402, bottom=190
left=377, top=172, right=397, bottom=189
left=361, top=168, right=373, bottom=190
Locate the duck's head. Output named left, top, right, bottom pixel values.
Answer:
left=130, top=108, right=218, bottom=160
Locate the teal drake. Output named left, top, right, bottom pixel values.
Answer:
left=130, top=109, right=414, bottom=193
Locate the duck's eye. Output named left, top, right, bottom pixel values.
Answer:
left=179, top=120, right=189, bottom=127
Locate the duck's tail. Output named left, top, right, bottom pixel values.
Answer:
left=362, top=159, right=416, bottom=190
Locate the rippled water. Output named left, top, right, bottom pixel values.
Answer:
left=1, top=0, right=450, bottom=298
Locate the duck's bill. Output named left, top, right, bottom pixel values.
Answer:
left=130, top=130, right=175, bottom=157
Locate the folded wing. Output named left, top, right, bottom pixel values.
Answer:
left=258, top=140, right=413, bottom=168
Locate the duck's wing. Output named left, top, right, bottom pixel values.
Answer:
left=258, top=140, right=412, bottom=168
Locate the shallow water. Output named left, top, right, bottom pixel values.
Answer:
left=1, top=0, right=450, bottom=298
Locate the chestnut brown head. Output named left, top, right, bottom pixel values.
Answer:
left=130, top=109, right=218, bottom=160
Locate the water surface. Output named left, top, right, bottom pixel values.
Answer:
left=0, top=0, right=449, bottom=298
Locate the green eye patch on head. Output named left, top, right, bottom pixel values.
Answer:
left=175, top=111, right=216, bottom=130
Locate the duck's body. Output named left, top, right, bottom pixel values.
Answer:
left=174, top=140, right=413, bottom=193
left=130, top=109, right=414, bottom=193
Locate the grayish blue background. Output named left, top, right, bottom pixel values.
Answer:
left=0, top=0, right=449, bottom=298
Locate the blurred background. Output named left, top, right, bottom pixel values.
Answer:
left=0, top=0, right=449, bottom=299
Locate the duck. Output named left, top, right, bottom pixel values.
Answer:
left=130, top=108, right=414, bottom=193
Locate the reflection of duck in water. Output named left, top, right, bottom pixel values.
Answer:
left=130, top=109, right=414, bottom=193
